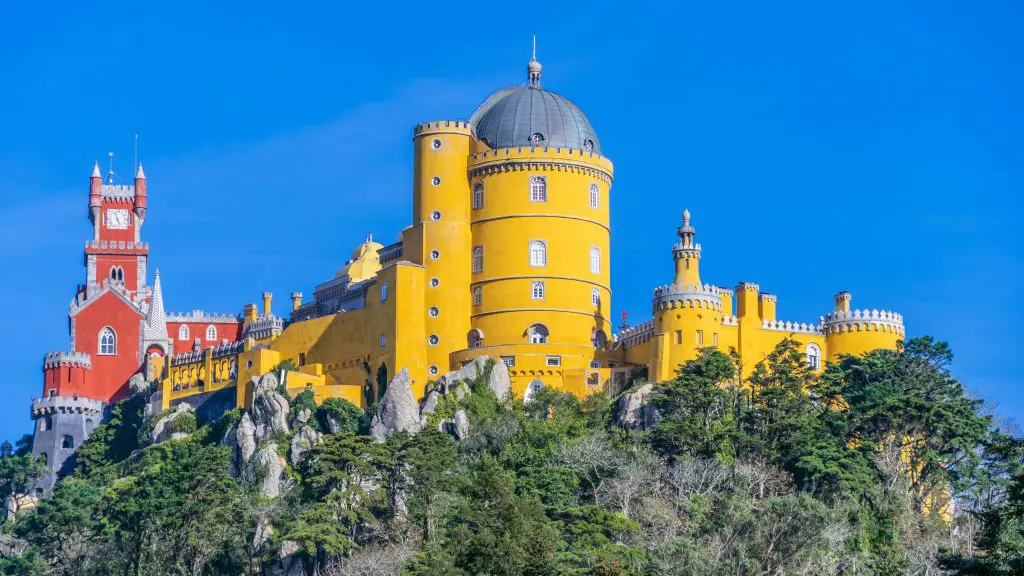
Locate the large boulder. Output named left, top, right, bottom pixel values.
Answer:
left=236, top=413, right=257, bottom=464
left=271, top=540, right=305, bottom=576
left=255, top=443, right=285, bottom=498
left=291, top=408, right=312, bottom=429
left=150, top=403, right=194, bottom=443
left=251, top=373, right=290, bottom=443
left=445, top=410, right=470, bottom=441
left=370, top=368, right=421, bottom=442
left=614, top=383, right=659, bottom=430
left=290, top=426, right=322, bottom=466
left=420, top=390, right=440, bottom=416
left=488, top=360, right=511, bottom=400
left=458, top=356, right=490, bottom=383
left=128, top=373, right=149, bottom=396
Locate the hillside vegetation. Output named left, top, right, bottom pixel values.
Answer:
left=1, top=337, right=1021, bottom=575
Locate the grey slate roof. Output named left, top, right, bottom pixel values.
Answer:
left=469, top=86, right=601, bottom=154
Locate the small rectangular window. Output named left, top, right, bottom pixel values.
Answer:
left=696, top=330, right=704, bottom=346
left=589, top=183, right=599, bottom=209
left=589, top=360, right=600, bottom=369
left=546, top=355, right=561, bottom=367
left=501, top=356, right=515, bottom=367
left=675, top=330, right=682, bottom=345
left=713, top=333, right=718, bottom=346
left=472, top=246, right=484, bottom=273
left=472, top=286, right=482, bottom=306
left=298, top=353, right=306, bottom=366
left=591, top=288, right=600, bottom=306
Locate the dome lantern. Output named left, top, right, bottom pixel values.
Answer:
left=528, top=34, right=542, bottom=88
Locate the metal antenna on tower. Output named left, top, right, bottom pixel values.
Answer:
left=107, top=152, right=115, bottom=184
left=133, top=134, right=139, bottom=177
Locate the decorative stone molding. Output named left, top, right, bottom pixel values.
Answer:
left=722, top=315, right=739, bottom=326
left=652, top=283, right=724, bottom=312
left=43, top=351, right=92, bottom=370
left=167, top=310, right=238, bottom=323
left=31, top=395, right=105, bottom=418
left=84, top=239, right=149, bottom=252
left=822, top=309, right=905, bottom=335
left=241, top=314, right=284, bottom=341
left=100, top=184, right=135, bottom=200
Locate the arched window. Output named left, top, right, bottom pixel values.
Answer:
left=529, top=240, right=547, bottom=267
left=531, top=281, right=545, bottom=300
left=589, top=183, right=599, bottom=209
left=380, top=334, right=387, bottom=348
left=98, top=327, right=116, bottom=355
left=468, top=329, right=484, bottom=349
left=61, top=435, right=74, bottom=449
left=590, top=246, right=601, bottom=274
left=472, top=246, right=484, bottom=273
left=592, top=330, right=608, bottom=349
left=529, top=176, right=547, bottom=202
left=524, top=380, right=545, bottom=403
left=592, top=288, right=600, bottom=306
left=380, top=283, right=389, bottom=302
left=472, top=286, right=482, bottom=306
left=472, top=182, right=484, bottom=209
left=205, top=325, right=217, bottom=341
left=806, top=343, right=821, bottom=370
left=178, top=325, right=190, bottom=341
left=527, top=324, right=549, bottom=344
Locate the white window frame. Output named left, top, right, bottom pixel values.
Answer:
left=178, top=325, right=190, bottom=341
left=472, top=182, right=484, bottom=209
left=529, top=240, right=547, bottom=267
left=527, top=324, right=549, bottom=344
left=545, top=355, right=561, bottom=367
left=696, top=330, right=704, bottom=346
left=98, top=327, right=116, bottom=355
left=501, top=356, right=515, bottom=367
left=806, top=343, right=822, bottom=370
left=472, top=246, right=484, bottom=273
left=591, top=288, right=600, bottom=306
left=531, top=280, right=545, bottom=300
left=472, top=286, right=482, bottom=306
left=590, top=246, right=601, bottom=274
left=529, top=175, right=547, bottom=202
left=468, top=329, right=483, bottom=349
left=589, top=182, right=599, bottom=209
left=205, top=325, right=217, bottom=341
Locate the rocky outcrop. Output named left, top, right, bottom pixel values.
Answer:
left=614, top=383, right=659, bottom=430
left=420, top=391, right=439, bottom=416
left=370, top=369, right=422, bottom=442
left=150, top=403, right=194, bottom=443
left=236, top=413, right=257, bottom=464
left=128, top=373, right=149, bottom=396
left=291, top=408, right=312, bottom=429
left=269, top=540, right=305, bottom=576
left=443, top=409, right=470, bottom=441
left=251, top=373, right=290, bottom=443
left=255, top=444, right=285, bottom=498
left=290, top=426, right=321, bottom=465
left=488, top=360, right=511, bottom=400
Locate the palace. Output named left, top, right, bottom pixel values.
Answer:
left=29, top=51, right=904, bottom=491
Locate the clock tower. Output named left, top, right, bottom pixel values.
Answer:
left=87, top=161, right=149, bottom=293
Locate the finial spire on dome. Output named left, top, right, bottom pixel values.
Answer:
left=527, top=34, right=542, bottom=89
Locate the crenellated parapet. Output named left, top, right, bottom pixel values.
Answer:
left=167, top=310, right=238, bottom=323
left=652, top=283, right=725, bottom=313
left=242, top=314, right=284, bottom=341
left=761, top=319, right=823, bottom=335
left=468, top=146, right=614, bottom=184
left=722, top=315, right=739, bottom=326
left=822, top=309, right=905, bottom=335
left=43, top=351, right=92, bottom=370
left=84, top=239, right=149, bottom=252
left=618, top=319, right=655, bottom=348
left=31, top=395, right=105, bottom=418
left=414, top=120, right=474, bottom=137
left=100, top=184, right=135, bottom=200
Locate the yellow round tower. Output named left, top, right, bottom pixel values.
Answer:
left=649, top=210, right=728, bottom=382
left=448, top=51, right=614, bottom=398
left=823, top=291, right=905, bottom=361
left=409, top=121, right=475, bottom=383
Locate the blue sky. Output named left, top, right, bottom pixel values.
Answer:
left=0, top=0, right=1021, bottom=442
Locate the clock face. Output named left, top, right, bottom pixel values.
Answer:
left=106, top=209, right=130, bottom=230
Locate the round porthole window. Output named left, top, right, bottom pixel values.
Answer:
left=246, top=360, right=253, bottom=369
left=429, top=365, right=439, bottom=376
left=583, top=139, right=594, bottom=151
left=428, top=307, right=440, bottom=317
left=530, top=133, right=545, bottom=145
left=430, top=277, right=440, bottom=287
left=431, top=138, right=442, bottom=150
left=428, top=335, right=440, bottom=346
left=431, top=176, right=441, bottom=186
left=430, top=250, right=440, bottom=260
left=430, top=210, right=442, bottom=221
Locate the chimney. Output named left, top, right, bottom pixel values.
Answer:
left=262, top=292, right=272, bottom=315
left=834, top=291, right=852, bottom=313
left=291, top=292, right=303, bottom=310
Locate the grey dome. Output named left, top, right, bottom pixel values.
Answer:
left=469, top=86, right=601, bottom=154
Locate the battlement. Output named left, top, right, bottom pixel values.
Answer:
left=414, top=120, right=474, bottom=137
left=760, top=293, right=778, bottom=303
left=618, top=319, right=654, bottom=348
left=761, top=319, right=823, bottom=335
left=822, top=309, right=905, bottom=334
left=737, top=282, right=760, bottom=293
left=468, top=145, right=614, bottom=179
left=673, top=242, right=702, bottom=255
left=242, top=314, right=284, bottom=341
left=43, top=351, right=91, bottom=370
left=722, top=315, right=739, bottom=326
left=167, top=310, right=239, bottom=324
left=100, top=184, right=135, bottom=199
left=31, top=395, right=105, bottom=418
left=652, top=282, right=724, bottom=312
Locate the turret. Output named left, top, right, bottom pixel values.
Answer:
left=134, top=163, right=146, bottom=220
left=673, top=209, right=702, bottom=287
left=834, top=291, right=852, bottom=313
left=823, top=291, right=905, bottom=361
left=759, top=293, right=777, bottom=322
left=291, top=292, right=303, bottom=311
left=736, top=282, right=760, bottom=319
left=262, top=292, right=273, bottom=315
left=88, top=162, right=102, bottom=225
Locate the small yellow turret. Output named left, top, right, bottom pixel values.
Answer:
left=673, top=209, right=702, bottom=287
